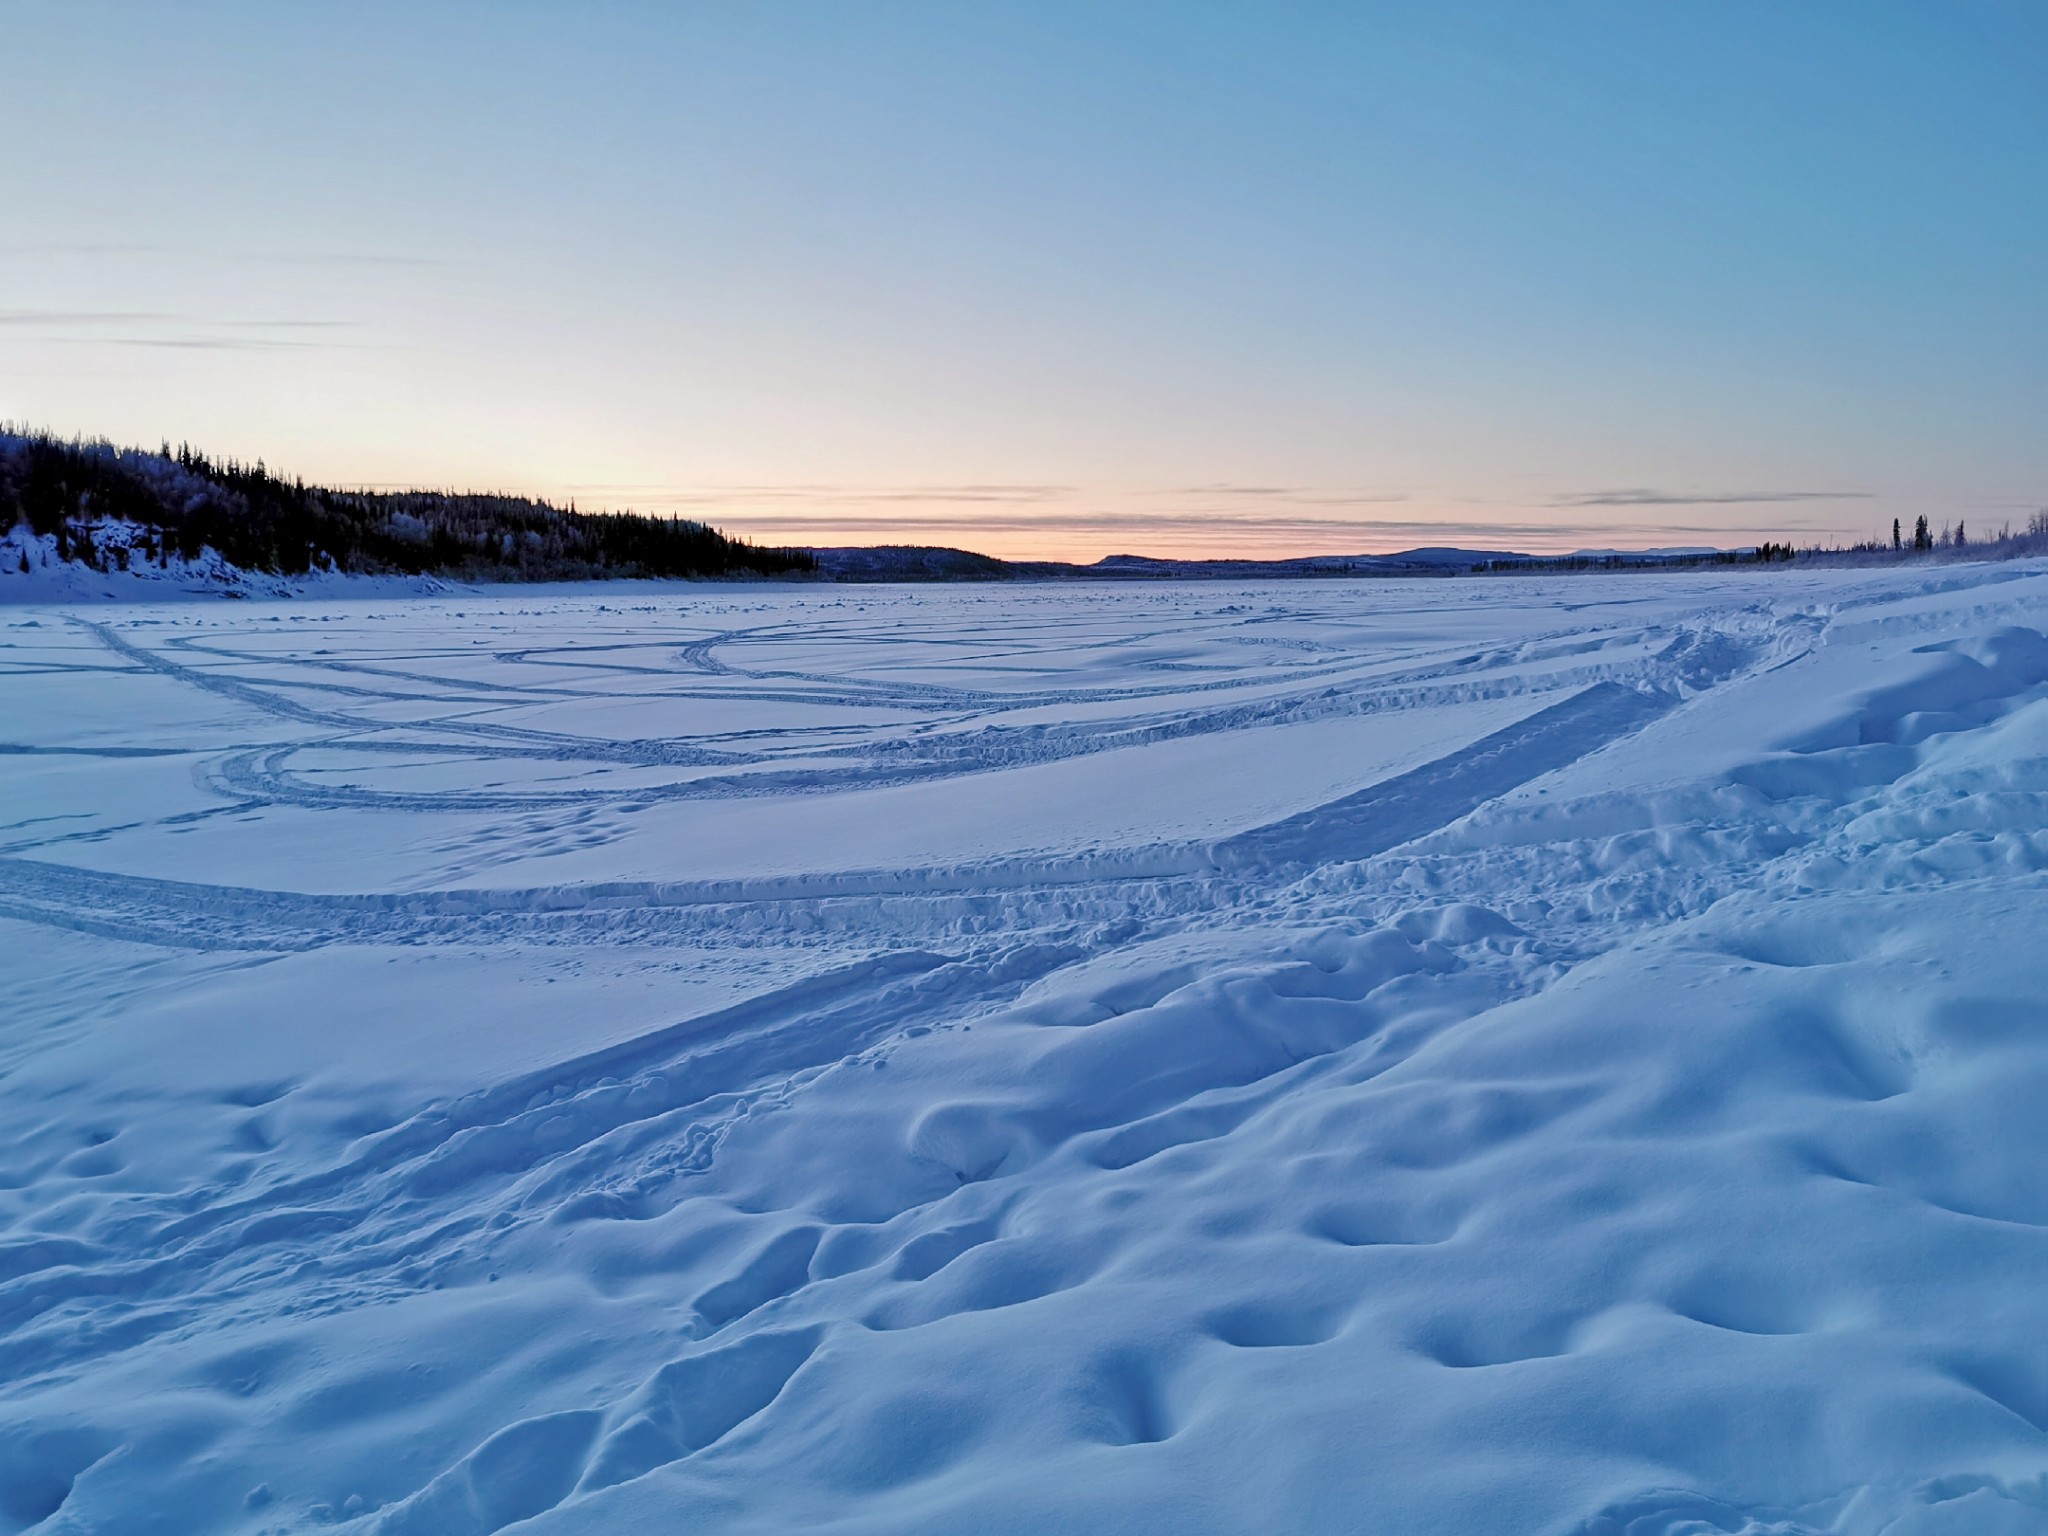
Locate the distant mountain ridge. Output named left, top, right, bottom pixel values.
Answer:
left=806, top=542, right=1747, bottom=582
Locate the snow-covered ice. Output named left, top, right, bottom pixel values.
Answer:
left=4, top=565, right=2048, bottom=1534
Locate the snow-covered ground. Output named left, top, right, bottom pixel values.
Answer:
left=5, top=565, right=2048, bottom=1535
left=0, top=522, right=461, bottom=605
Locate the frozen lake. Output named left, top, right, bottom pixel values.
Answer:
left=6, top=566, right=2048, bottom=1534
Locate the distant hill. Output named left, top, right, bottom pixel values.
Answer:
left=812, top=544, right=1588, bottom=582
left=1083, top=548, right=1533, bottom=577
left=808, top=545, right=1022, bottom=581
left=0, top=428, right=815, bottom=586
left=805, top=538, right=1895, bottom=582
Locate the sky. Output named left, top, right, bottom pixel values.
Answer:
left=4, top=2, right=2045, bottom=559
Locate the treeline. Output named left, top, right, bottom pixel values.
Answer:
left=1471, top=544, right=1798, bottom=575
left=1805, top=511, right=2048, bottom=565
left=0, top=428, right=815, bottom=581
left=1474, top=517, right=2048, bottom=576
left=1873, top=513, right=2046, bottom=556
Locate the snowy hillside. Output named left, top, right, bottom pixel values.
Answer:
left=0, top=519, right=460, bottom=603
left=0, top=429, right=814, bottom=588
left=4, top=564, right=2048, bottom=1533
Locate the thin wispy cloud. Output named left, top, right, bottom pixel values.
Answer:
left=560, top=483, right=1075, bottom=507
left=1, top=309, right=363, bottom=351
left=218, top=319, right=356, bottom=330
left=254, top=253, right=445, bottom=268
left=1283, top=494, right=1413, bottom=507
left=64, top=336, right=332, bottom=352
left=0, top=240, right=442, bottom=268
left=854, top=487, right=1071, bottom=505
left=0, top=310, right=176, bottom=326
left=1148, top=485, right=1412, bottom=506
left=0, top=242, right=165, bottom=257
left=567, top=484, right=1412, bottom=512
left=1554, top=488, right=1872, bottom=508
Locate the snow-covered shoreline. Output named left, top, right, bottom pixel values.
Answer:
left=5, top=565, right=2048, bottom=1533
left=0, top=522, right=821, bottom=605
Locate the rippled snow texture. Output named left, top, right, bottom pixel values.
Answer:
left=5, top=567, right=2048, bottom=1534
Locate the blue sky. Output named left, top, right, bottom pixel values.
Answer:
left=5, top=1, right=2043, bottom=556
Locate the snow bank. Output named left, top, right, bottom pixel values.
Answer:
left=3, top=565, right=2048, bottom=1534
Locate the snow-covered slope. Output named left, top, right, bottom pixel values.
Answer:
left=0, top=521, right=457, bottom=603
left=1, top=518, right=269, bottom=601
left=4, top=565, right=2048, bottom=1534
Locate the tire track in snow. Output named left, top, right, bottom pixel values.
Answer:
left=0, top=679, right=1677, bottom=955
left=72, top=609, right=1724, bottom=814
left=189, top=651, right=1686, bottom=813
left=0, top=660, right=1708, bottom=1369
left=0, top=935, right=1123, bottom=1378
left=0, top=675, right=1697, bottom=1402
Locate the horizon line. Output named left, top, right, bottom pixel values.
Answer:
left=2, top=421, right=2006, bottom=564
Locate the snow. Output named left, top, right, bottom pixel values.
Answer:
left=4, top=564, right=2048, bottom=1534
left=0, top=521, right=456, bottom=604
